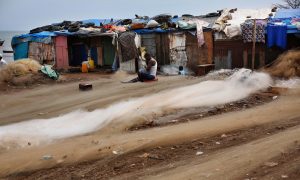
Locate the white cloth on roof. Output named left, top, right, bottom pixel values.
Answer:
left=213, top=9, right=232, bottom=32
left=178, top=18, right=209, bottom=46
left=214, top=8, right=272, bottom=38
left=193, top=19, right=209, bottom=46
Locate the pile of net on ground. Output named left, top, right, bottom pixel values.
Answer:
left=264, top=49, right=300, bottom=79
left=0, top=59, right=54, bottom=86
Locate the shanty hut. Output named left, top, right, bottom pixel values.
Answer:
left=119, top=14, right=217, bottom=75
left=212, top=8, right=272, bottom=69
left=12, top=32, right=56, bottom=65
left=12, top=19, right=122, bottom=70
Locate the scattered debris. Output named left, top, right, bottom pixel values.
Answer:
left=272, top=96, right=278, bottom=100
left=196, top=151, right=204, bottom=156
left=139, top=153, right=150, bottom=158
left=79, top=83, right=93, bottom=91
left=41, top=155, right=53, bottom=160
left=264, top=161, right=278, bottom=167
left=215, top=142, right=221, bottom=145
left=112, top=151, right=119, bottom=155
left=56, top=159, right=64, bottom=164
left=221, top=134, right=227, bottom=138
left=148, top=154, right=164, bottom=160
left=281, top=175, right=288, bottom=179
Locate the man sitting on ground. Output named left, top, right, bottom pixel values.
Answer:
left=137, top=53, right=157, bottom=82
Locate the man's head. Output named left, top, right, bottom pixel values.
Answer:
left=144, top=53, right=151, bottom=61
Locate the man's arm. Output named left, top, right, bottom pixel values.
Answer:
left=146, top=60, right=155, bottom=71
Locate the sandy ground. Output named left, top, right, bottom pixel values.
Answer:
left=0, top=73, right=202, bottom=125
left=0, top=73, right=300, bottom=179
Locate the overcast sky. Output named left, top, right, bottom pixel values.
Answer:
left=0, top=0, right=282, bottom=31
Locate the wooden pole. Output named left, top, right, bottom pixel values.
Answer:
left=251, top=19, right=256, bottom=70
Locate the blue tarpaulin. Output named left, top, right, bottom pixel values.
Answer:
left=12, top=31, right=56, bottom=46
left=13, top=42, right=29, bottom=60
left=268, top=18, right=300, bottom=34
left=12, top=31, right=56, bottom=60
left=275, top=9, right=300, bottom=18
left=133, top=28, right=178, bottom=34
left=267, top=25, right=287, bottom=49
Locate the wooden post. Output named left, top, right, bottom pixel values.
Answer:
left=259, top=48, right=265, bottom=68
left=243, top=50, right=248, bottom=68
left=251, top=19, right=256, bottom=70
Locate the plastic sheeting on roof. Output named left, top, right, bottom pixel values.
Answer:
left=268, top=18, right=300, bottom=34
left=275, top=9, right=300, bottom=18
left=213, top=8, right=272, bottom=38
left=14, top=31, right=56, bottom=39
left=73, top=29, right=117, bottom=38
left=82, top=19, right=119, bottom=26
left=133, top=28, right=177, bottom=34
left=11, top=32, right=55, bottom=46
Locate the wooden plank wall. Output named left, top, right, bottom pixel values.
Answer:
left=185, top=31, right=213, bottom=73
left=214, top=40, right=265, bottom=69
left=28, top=42, right=55, bottom=64
left=155, top=34, right=170, bottom=66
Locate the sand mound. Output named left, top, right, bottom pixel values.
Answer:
left=0, top=59, right=42, bottom=84
left=264, top=49, right=300, bottom=79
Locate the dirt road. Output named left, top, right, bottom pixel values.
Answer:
left=0, top=74, right=202, bottom=125
left=0, top=73, right=300, bottom=179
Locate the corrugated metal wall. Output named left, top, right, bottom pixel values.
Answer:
left=214, top=40, right=265, bottom=70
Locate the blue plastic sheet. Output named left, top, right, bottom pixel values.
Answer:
left=268, top=18, right=300, bottom=34
left=13, top=42, right=29, bottom=60
left=267, top=25, right=287, bottom=49
left=133, top=28, right=178, bottom=34
left=275, top=9, right=300, bottom=18
left=12, top=32, right=55, bottom=46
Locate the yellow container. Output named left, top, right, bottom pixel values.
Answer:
left=81, top=63, right=88, bottom=73
left=88, top=58, right=95, bottom=70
